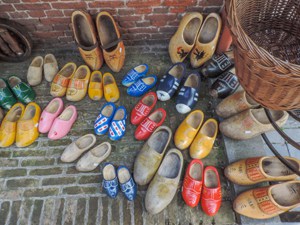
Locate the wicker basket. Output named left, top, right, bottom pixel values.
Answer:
left=226, top=0, right=300, bottom=110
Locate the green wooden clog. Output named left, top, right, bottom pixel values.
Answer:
left=8, top=76, right=35, bottom=104
left=0, top=78, right=17, bottom=110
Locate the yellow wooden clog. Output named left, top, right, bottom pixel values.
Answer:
left=16, top=102, right=41, bottom=147
left=88, top=71, right=103, bottom=101
left=103, top=72, right=119, bottom=102
left=189, top=118, right=218, bottom=159
left=174, top=110, right=204, bottom=150
left=0, top=103, right=25, bottom=147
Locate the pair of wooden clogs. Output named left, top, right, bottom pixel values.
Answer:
left=71, top=10, right=125, bottom=72
left=169, top=12, right=222, bottom=68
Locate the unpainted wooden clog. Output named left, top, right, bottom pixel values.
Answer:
left=44, top=54, right=58, bottom=82
left=27, top=56, right=43, bottom=86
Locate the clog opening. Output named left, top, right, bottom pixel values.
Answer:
left=7, top=106, right=23, bottom=122
left=118, top=168, right=130, bottom=183
left=159, top=153, right=181, bottom=179
left=245, top=93, right=258, bottom=106
left=199, top=17, right=219, bottom=44
left=113, top=108, right=125, bottom=120
left=253, top=109, right=284, bottom=125
left=74, top=67, right=88, bottom=79
left=0, top=79, right=7, bottom=88
left=91, top=72, right=102, bottom=82
left=202, top=121, right=216, bottom=138
left=104, top=74, right=114, bottom=85
left=73, top=14, right=94, bottom=48
left=46, top=99, right=60, bottom=113
left=169, top=64, right=185, bottom=79
left=272, top=182, right=300, bottom=207
left=8, top=76, right=21, bottom=88
left=45, top=54, right=55, bottom=64
left=91, top=143, right=109, bottom=157
left=134, top=65, right=147, bottom=73
left=76, top=135, right=94, bottom=149
left=184, top=17, right=202, bottom=45
left=22, top=105, right=36, bottom=120
left=59, top=108, right=74, bottom=121
left=142, top=77, right=155, bottom=85
left=31, top=57, right=43, bottom=67
left=204, top=169, right=218, bottom=188
left=148, top=129, right=170, bottom=154
left=101, top=105, right=114, bottom=117
left=142, top=95, right=155, bottom=106
left=149, top=111, right=163, bottom=123
left=103, top=164, right=116, bottom=180
left=262, top=157, right=299, bottom=177
left=97, top=15, right=118, bottom=52
left=184, top=74, right=199, bottom=88
left=187, top=112, right=203, bottom=129
left=60, top=64, right=76, bottom=78
left=189, top=163, right=203, bottom=181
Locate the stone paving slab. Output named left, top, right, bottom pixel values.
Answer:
left=0, top=48, right=236, bottom=225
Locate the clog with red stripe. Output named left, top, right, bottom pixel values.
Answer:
left=94, top=102, right=116, bottom=135
left=108, top=106, right=127, bottom=141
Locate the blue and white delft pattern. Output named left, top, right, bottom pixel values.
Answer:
left=102, top=176, right=119, bottom=199
left=94, top=102, right=116, bottom=135
left=117, top=166, right=137, bottom=201
left=108, top=106, right=127, bottom=141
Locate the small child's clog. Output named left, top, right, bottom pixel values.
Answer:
left=102, top=163, right=119, bottom=199
left=103, top=72, right=120, bottom=102
left=117, top=166, right=137, bottom=201
left=88, top=71, right=103, bottom=101
left=94, top=102, right=116, bottom=135
left=127, top=75, right=157, bottom=97
left=108, top=106, right=127, bottom=141
left=122, top=64, right=149, bottom=87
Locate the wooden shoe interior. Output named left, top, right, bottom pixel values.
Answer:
left=148, top=129, right=170, bottom=154
left=118, top=168, right=131, bottom=183
left=187, top=111, right=203, bottom=129
left=101, top=105, right=114, bottom=117
left=183, top=17, right=202, bottom=45
left=97, top=15, right=118, bottom=52
left=184, top=73, right=199, bottom=88
left=189, top=163, right=203, bottom=181
left=262, top=157, right=299, bottom=177
left=169, top=64, right=185, bottom=78
left=272, top=182, right=300, bottom=207
left=75, top=135, right=94, bottom=150
left=45, top=99, right=60, bottom=113
left=91, top=143, right=110, bottom=158
left=73, top=14, right=94, bottom=48
left=6, top=105, right=23, bottom=122
left=103, top=164, right=116, bottom=180
left=142, top=94, right=155, bottom=106
left=199, top=16, right=219, bottom=44
left=204, top=169, right=218, bottom=188
left=59, top=108, right=74, bottom=121
left=158, top=152, right=181, bottom=179
left=60, top=64, right=76, bottom=78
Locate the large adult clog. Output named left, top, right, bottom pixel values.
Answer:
left=39, top=98, right=64, bottom=133
left=102, top=163, right=119, bottom=199
left=48, top=105, right=77, bottom=140
left=201, top=166, right=222, bottom=216
left=0, top=103, right=24, bottom=147
left=27, top=56, right=43, bottom=86
left=108, top=106, right=127, bottom=141
left=8, top=76, right=35, bottom=104
left=71, top=10, right=103, bottom=70
left=16, top=102, right=41, bottom=147
left=66, top=65, right=91, bottom=102
left=145, top=149, right=183, bottom=214
left=117, top=166, right=137, bottom=201
left=190, top=118, right=218, bottom=159
left=96, top=11, right=125, bottom=72
left=134, top=108, right=166, bottom=141
left=103, top=72, right=119, bottom=102
left=0, top=78, right=17, bottom=110
left=182, top=159, right=203, bottom=207
left=190, top=13, right=222, bottom=68
left=50, top=62, right=77, bottom=97
left=174, top=110, right=204, bottom=150
left=127, top=75, right=157, bottom=97
left=220, top=108, right=288, bottom=140
left=169, top=13, right=203, bottom=63
left=134, top=126, right=172, bottom=185
left=225, top=156, right=300, bottom=185
left=44, top=54, right=58, bottom=82
left=156, top=63, right=186, bottom=101
left=122, top=64, right=149, bottom=87
left=176, top=72, right=201, bottom=114
left=216, top=91, right=259, bottom=119
left=88, top=71, right=103, bottom=101
left=131, top=92, right=157, bottom=125
left=233, top=181, right=300, bottom=219
left=94, top=102, right=116, bottom=135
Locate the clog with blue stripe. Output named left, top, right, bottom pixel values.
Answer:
left=127, top=75, right=157, bottom=97
left=122, top=64, right=149, bottom=87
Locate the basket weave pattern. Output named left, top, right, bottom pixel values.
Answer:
left=226, top=0, right=300, bottom=110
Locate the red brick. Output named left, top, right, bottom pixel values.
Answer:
left=116, top=15, right=142, bottom=21
left=135, top=8, right=152, bottom=14
left=170, top=7, right=187, bottom=13
left=14, top=18, right=40, bottom=26
left=0, top=4, right=15, bottom=12
left=145, top=14, right=177, bottom=21
left=151, top=33, right=172, bottom=39
left=45, top=10, right=64, bottom=17
left=119, top=21, right=136, bottom=29
left=28, top=11, right=46, bottom=18
left=159, top=26, right=177, bottom=33
left=127, top=27, right=158, bottom=34
left=126, top=0, right=161, bottom=8
left=51, top=2, right=86, bottom=9
left=118, top=9, right=135, bottom=16
left=164, top=0, right=197, bottom=7
left=58, top=36, right=74, bottom=43
left=88, top=9, right=117, bottom=17
left=9, top=11, right=29, bottom=19
left=33, top=31, right=64, bottom=38
left=88, top=1, right=124, bottom=8
left=0, top=12, right=10, bottom=19
left=151, top=20, right=167, bottom=26
left=35, top=24, right=53, bottom=32
left=153, top=7, right=169, bottom=13
left=53, top=24, right=70, bottom=31
left=136, top=21, right=151, bottom=27
left=14, top=3, right=50, bottom=10
left=63, top=10, right=74, bottom=17
left=40, top=17, right=70, bottom=25
left=3, top=0, right=20, bottom=2
left=22, top=0, right=40, bottom=2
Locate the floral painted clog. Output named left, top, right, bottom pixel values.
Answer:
left=131, top=92, right=157, bottom=125
left=48, top=105, right=77, bottom=140
left=176, top=72, right=200, bottom=114
left=8, top=76, right=36, bottom=104
left=127, top=75, right=157, bottom=97
left=156, top=63, right=186, bottom=101
left=103, top=72, right=120, bottom=102
left=134, top=108, right=166, bottom=141
left=102, top=163, right=119, bottom=199
left=108, top=106, right=127, bottom=141
left=39, top=98, right=64, bottom=133
left=94, top=102, right=116, bottom=135
left=88, top=71, right=103, bottom=101
left=122, top=64, right=149, bottom=87
left=0, top=78, right=17, bottom=110
left=117, top=166, right=137, bottom=201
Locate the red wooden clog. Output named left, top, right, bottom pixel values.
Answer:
left=182, top=159, right=203, bottom=207
left=131, top=92, right=157, bottom=125
left=134, top=108, right=166, bottom=141
left=201, top=166, right=222, bottom=216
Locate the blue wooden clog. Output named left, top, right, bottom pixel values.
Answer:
left=117, top=166, right=137, bottom=201
left=122, top=64, right=149, bottom=87
left=156, top=63, right=186, bottom=101
left=102, top=163, right=119, bottom=199
left=108, top=106, right=127, bottom=141
left=176, top=72, right=201, bottom=114
left=127, top=75, right=157, bottom=97
left=94, top=102, right=116, bottom=135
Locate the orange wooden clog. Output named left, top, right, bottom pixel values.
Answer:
left=88, top=71, right=103, bottom=101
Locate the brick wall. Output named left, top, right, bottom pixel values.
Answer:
left=0, top=0, right=223, bottom=48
